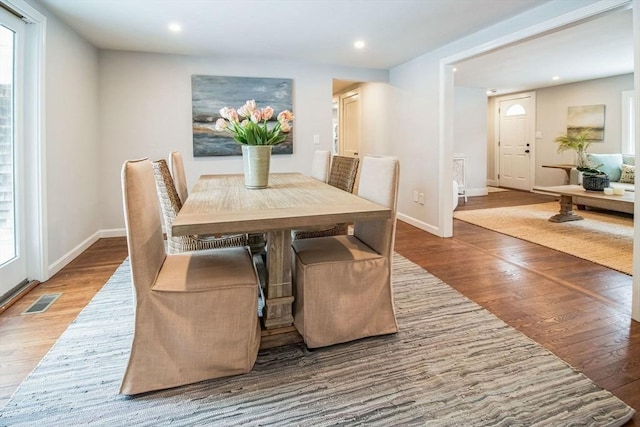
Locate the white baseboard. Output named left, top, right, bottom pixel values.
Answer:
left=47, top=231, right=102, bottom=277
left=100, top=228, right=126, bottom=238
left=49, top=217, right=451, bottom=277
left=47, top=228, right=127, bottom=278
left=396, top=213, right=442, bottom=236
left=466, top=187, right=489, bottom=197
left=487, top=179, right=498, bottom=187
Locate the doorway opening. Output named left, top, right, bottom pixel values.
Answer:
left=332, top=79, right=362, bottom=160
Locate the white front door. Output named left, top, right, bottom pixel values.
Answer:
left=0, top=9, right=27, bottom=298
left=339, top=90, right=361, bottom=158
left=498, top=94, right=534, bottom=191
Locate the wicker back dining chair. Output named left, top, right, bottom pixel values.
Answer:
left=327, top=155, right=360, bottom=192
left=151, top=159, right=248, bottom=254
left=120, top=158, right=260, bottom=395
left=292, top=155, right=360, bottom=240
left=292, top=155, right=400, bottom=349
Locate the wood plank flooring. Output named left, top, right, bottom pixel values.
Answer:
left=1, top=187, right=638, bottom=425
left=0, top=237, right=129, bottom=405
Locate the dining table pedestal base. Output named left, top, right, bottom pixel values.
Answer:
left=263, top=230, right=294, bottom=329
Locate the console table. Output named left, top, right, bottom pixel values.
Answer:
left=542, top=164, right=575, bottom=184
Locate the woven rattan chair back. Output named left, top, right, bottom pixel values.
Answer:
left=152, top=159, right=247, bottom=254
left=328, top=155, right=359, bottom=193
left=291, top=155, right=359, bottom=240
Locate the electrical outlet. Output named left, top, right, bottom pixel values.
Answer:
left=418, top=192, right=425, bottom=205
left=313, top=134, right=320, bottom=144
left=413, top=190, right=419, bottom=203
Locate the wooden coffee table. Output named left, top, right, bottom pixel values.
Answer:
left=533, top=185, right=634, bottom=222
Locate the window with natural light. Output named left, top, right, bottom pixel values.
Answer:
left=505, top=104, right=526, bottom=116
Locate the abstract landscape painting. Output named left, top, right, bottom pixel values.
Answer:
left=191, top=75, right=294, bottom=156
left=567, top=104, right=605, bottom=141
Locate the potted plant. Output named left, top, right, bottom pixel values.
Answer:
left=579, top=167, right=610, bottom=191
left=215, top=100, right=294, bottom=189
left=554, top=128, right=596, bottom=169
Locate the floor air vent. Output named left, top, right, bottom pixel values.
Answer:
left=23, top=293, right=61, bottom=314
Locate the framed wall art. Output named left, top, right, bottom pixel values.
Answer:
left=191, top=75, right=294, bottom=156
left=567, top=104, right=605, bottom=141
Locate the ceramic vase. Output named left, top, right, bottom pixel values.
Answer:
left=242, top=145, right=272, bottom=189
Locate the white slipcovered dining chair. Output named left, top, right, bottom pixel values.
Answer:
left=310, top=150, right=331, bottom=182
left=291, top=155, right=400, bottom=349
left=292, top=155, right=360, bottom=240
left=152, top=159, right=248, bottom=254
left=119, top=158, right=261, bottom=395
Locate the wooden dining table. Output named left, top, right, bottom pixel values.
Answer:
left=172, top=172, right=391, bottom=329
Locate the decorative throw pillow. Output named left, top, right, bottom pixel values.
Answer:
left=619, top=164, right=635, bottom=184
left=586, top=153, right=623, bottom=182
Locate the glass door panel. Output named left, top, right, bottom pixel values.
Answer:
left=0, top=9, right=26, bottom=298
left=0, top=24, right=16, bottom=265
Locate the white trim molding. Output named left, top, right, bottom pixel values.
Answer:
left=438, top=0, right=638, bottom=320
left=5, top=0, right=48, bottom=281
left=396, top=213, right=440, bottom=236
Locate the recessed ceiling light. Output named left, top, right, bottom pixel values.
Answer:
left=452, top=67, right=457, bottom=72
left=552, top=76, right=560, bottom=80
left=354, top=40, right=365, bottom=49
left=168, top=23, right=182, bottom=33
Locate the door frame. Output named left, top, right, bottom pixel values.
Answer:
left=439, top=0, right=638, bottom=317
left=3, top=0, right=47, bottom=288
left=439, top=0, right=632, bottom=238
left=493, top=91, right=536, bottom=191
left=337, top=87, right=361, bottom=158
left=0, top=6, right=26, bottom=294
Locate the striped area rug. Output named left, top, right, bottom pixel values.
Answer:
left=0, top=255, right=634, bottom=426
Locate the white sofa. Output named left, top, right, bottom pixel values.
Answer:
left=569, top=153, right=635, bottom=213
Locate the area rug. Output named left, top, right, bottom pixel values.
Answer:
left=487, top=186, right=510, bottom=193
left=454, top=202, right=633, bottom=275
left=0, top=256, right=634, bottom=426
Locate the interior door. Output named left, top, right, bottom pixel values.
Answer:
left=339, top=90, right=361, bottom=158
left=0, top=10, right=27, bottom=298
left=498, top=95, right=533, bottom=190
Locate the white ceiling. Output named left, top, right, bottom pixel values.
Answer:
left=34, top=0, right=634, bottom=95
left=454, top=7, right=634, bottom=96
left=36, top=0, right=549, bottom=70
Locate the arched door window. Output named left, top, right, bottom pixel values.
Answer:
left=505, top=104, right=526, bottom=116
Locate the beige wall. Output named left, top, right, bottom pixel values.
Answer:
left=97, top=50, right=389, bottom=231
left=389, top=0, right=597, bottom=234
left=30, top=0, right=101, bottom=275
left=454, top=87, right=488, bottom=196
left=28, top=0, right=625, bottom=273
left=535, top=74, right=634, bottom=187
left=485, top=74, right=635, bottom=188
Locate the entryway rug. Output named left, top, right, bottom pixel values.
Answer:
left=487, top=186, right=510, bottom=193
left=454, top=202, right=633, bottom=275
left=0, top=255, right=634, bottom=426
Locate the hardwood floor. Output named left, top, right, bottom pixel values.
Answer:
left=1, top=187, right=638, bottom=425
left=0, top=237, right=129, bottom=406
